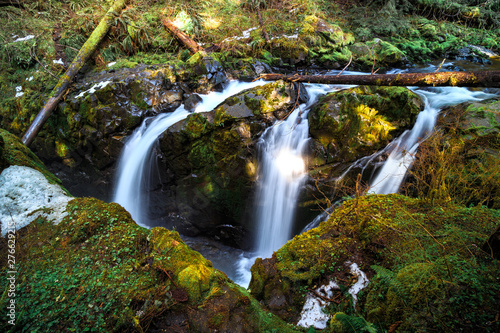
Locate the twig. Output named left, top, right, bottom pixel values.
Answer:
left=310, top=289, right=341, bottom=304
left=256, top=7, right=270, bottom=44
left=337, top=55, right=352, bottom=77
left=29, top=47, right=58, bottom=79
left=371, top=54, right=378, bottom=75
left=156, top=266, right=178, bottom=288
left=434, top=58, right=446, bottom=73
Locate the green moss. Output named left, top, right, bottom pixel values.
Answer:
left=183, top=113, right=214, bottom=141
left=308, top=85, right=422, bottom=164
left=251, top=194, right=500, bottom=330
left=0, top=129, right=63, bottom=187
left=0, top=194, right=300, bottom=331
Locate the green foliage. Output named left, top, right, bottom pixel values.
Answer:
left=404, top=98, right=500, bottom=209
left=330, top=312, right=378, bottom=333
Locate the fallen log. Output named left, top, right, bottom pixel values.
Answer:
left=22, top=0, right=128, bottom=147
left=162, top=17, right=205, bottom=55
left=259, top=71, right=500, bottom=88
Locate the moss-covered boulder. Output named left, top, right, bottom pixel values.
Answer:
left=404, top=97, right=500, bottom=209
left=301, top=85, right=422, bottom=215
left=0, top=195, right=302, bottom=332
left=308, top=85, right=422, bottom=165
left=0, top=128, right=62, bottom=186
left=249, top=194, right=500, bottom=332
left=157, top=80, right=308, bottom=248
left=0, top=136, right=300, bottom=332
left=0, top=57, right=229, bottom=200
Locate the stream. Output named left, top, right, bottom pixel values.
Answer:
left=112, top=61, right=498, bottom=287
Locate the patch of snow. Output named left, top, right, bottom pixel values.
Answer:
left=14, top=35, right=35, bottom=42
left=296, top=262, right=370, bottom=329
left=53, top=58, right=64, bottom=65
left=107, top=61, right=117, bottom=67
left=297, top=280, right=340, bottom=329
left=15, top=86, right=24, bottom=98
left=75, top=80, right=112, bottom=99
left=0, top=166, right=73, bottom=236
left=270, top=33, right=298, bottom=41
left=222, top=27, right=257, bottom=43
left=347, top=262, right=370, bottom=309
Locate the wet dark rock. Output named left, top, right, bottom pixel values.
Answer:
left=298, top=86, right=423, bottom=224
left=156, top=81, right=307, bottom=248
left=184, top=94, right=203, bottom=112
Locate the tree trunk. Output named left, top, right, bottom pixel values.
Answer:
left=162, top=17, right=205, bottom=55
left=22, top=0, right=128, bottom=147
left=259, top=71, right=500, bottom=88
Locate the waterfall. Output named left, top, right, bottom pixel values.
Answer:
left=236, top=84, right=335, bottom=287
left=302, top=85, right=496, bottom=233
left=368, top=87, right=496, bottom=194
left=113, top=80, right=266, bottom=227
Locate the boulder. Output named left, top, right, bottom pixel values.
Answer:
left=156, top=80, right=308, bottom=248
left=0, top=127, right=300, bottom=332
left=249, top=194, right=500, bottom=332
left=301, top=85, right=423, bottom=219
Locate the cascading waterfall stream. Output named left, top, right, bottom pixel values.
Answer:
left=113, top=80, right=267, bottom=227
left=113, top=70, right=496, bottom=289
left=368, top=87, right=496, bottom=194
left=236, top=84, right=336, bottom=287
left=302, top=86, right=496, bottom=233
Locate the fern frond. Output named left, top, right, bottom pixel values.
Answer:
left=331, top=312, right=378, bottom=333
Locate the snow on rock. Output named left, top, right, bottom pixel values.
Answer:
left=14, top=35, right=35, bottom=42
left=222, top=27, right=257, bottom=42
left=75, top=81, right=112, bottom=99
left=15, top=86, right=24, bottom=98
left=347, top=262, right=369, bottom=308
left=0, top=166, right=73, bottom=236
left=297, top=262, right=370, bottom=329
left=297, top=280, right=340, bottom=329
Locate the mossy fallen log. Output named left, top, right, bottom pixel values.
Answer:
left=162, top=17, right=205, bottom=55
left=21, top=0, right=128, bottom=147
left=259, top=71, right=500, bottom=88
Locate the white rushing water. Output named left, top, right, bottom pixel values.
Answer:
left=113, top=71, right=496, bottom=289
left=235, top=84, right=337, bottom=287
left=113, top=80, right=266, bottom=226
left=368, top=87, right=496, bottom=194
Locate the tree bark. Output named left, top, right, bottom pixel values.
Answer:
left=22, top=0, right=128, bottom=147
left=161, top=17, right=205, bottom=55
left=259, top=71, right=500, bottom=88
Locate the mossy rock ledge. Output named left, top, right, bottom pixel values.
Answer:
left=249, top=194, right=500, bottom=332
left=300, top=85, right=423, bottom=218
left=156, top=80, right=308, bottom=248
left=1, top=58, right=229, bottom=200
